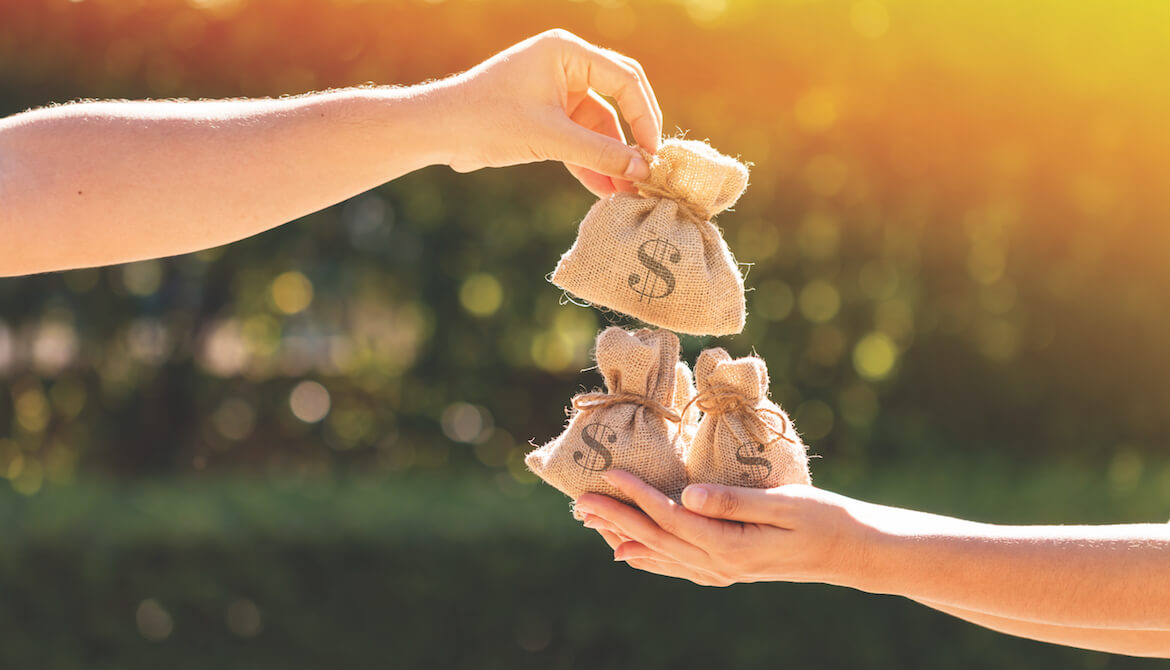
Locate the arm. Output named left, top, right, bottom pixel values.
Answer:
left=574, top=471, right=1170, bottom=657
left=0, top=29, right=662, bottom=277
left=587, top=525, right=1170, bottom=659
left=851, top=503, right=1170, bottom=630
left=0, top=89, right=450, bottom=276
left=917, top=601, right=1170, bottom=658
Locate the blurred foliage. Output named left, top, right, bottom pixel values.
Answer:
left=1, top=468, right=1169, bottom=669
left=3, top=0, right=1170, bottom=486
left=3, top=0, right=1170, bottom=491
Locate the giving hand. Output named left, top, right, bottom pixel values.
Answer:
left=441, top=29, right=663, bottom=197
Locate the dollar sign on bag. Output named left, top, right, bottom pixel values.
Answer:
left=574, top=422, right=616, bottom=474
left=736, top=443, right=773, bottom=484
left=628, top=238, right=680, bottom=304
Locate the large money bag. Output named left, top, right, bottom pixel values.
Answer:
left=551, top=139, right=750, bottom=337
left=526, top=327, right=690, bottom=504
left=684, top=348, right=810, bottom=488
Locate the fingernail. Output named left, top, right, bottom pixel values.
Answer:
left=601, top=471, right=616, bottom=485
left=682, top=485, right=709, bottom=509
left=624, top=155, right=649, bottom=180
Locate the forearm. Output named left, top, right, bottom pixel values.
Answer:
left=916, top=599, right=1170, bottom=658
left=851, top=502, right=1170, bottom=628
left=0, top=84, right=457, bottom=275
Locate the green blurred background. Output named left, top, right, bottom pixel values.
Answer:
left=2, top=0, right=1169, bottom=667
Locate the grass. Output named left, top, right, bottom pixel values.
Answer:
left=0, top=457, right=1167, bottom=670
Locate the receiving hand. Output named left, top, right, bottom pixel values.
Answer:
left=573, top=470, right=869, bottom=588
left=441, top=29, right=663, bottom=197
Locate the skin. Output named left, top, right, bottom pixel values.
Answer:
left=575, top=470, right=1170, bottom=658
left=0, top=29, right=662, bottom=277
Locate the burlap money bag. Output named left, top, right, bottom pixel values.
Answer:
left=551, top=139, right=750, bottom=336
left=684, top=348, right=811, bottom=488
left=526, top=327, right=690, bottom=504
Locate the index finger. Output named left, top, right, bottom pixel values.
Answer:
left=561, top=38, right=662, bottom=153
left=618, top=53, right=663, bottom=137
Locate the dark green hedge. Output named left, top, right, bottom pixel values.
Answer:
left=1, top=468, right=1166, bottom=670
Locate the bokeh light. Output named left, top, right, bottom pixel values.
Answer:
left=224, top=598, right=263, bottom=638
left=135, top=599, right=174, bottom=642
left=798, top=280, right=841, bottom=323
left=121, top=260, right=163, bottom=297
left=852, top=332, right=898, bottom=381
left=459, top=273, right=503, bottom=318
left=270, top=271, right=313, bottom=315
left=289, top=380, right=330, bottom=423
left=441, top=402, right=494, bottom=444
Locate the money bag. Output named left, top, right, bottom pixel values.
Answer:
left=684, top=348, right=810, bottom=489
left=526, top=327, right=690, bottom=504
left=551, top=138, right=750, bottom=337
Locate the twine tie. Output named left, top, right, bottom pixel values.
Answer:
left=571, top=390, right=682, bottom=425
left=682, top=386, right=794, bottom=447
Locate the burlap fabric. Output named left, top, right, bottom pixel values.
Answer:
left=684, top=348, right=810, bottom=488
left=673, top=360, right=699, bottom=448
left=526, top=327, right=690, bottom=504
left=551, top=139, right=750, bottom=336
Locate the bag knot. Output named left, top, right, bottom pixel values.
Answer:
left=571, top=391, right=683, bottom=424
left=683, top=386, right=794, bottom=447
left=633, top=139, right=750, bottom=225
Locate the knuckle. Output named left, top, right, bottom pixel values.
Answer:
left=656, top=514, right=679, bottom=537
left=594, top=142, right=629, bottom=173
left=541, top=28, right=577, bottom=45
left=622, top=55, right=648, bottom=78
left=615, top=65, right=641, bottom=90
left=712, top=490, right=741, bottom=517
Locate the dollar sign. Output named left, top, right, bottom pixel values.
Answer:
left=628, top=238, right=680, bottom=304
left=736, top=443, right=773, bottom=484
left=574, top=422, right=616, bottom=473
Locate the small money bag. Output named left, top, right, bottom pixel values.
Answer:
left=551, top=139, right=750, bottom=337
left=684, top=348, right=810, bottom=489
left=526, top=327, right=691, bottom=504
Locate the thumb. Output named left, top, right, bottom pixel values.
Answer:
left=681, top=483, right=801, bottom=527
left=543, top=115, right=651, bottom=182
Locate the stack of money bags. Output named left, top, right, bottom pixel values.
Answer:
left=528, top=138, right=812, bottom=505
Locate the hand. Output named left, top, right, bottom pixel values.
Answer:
left=574, top=470, right=870, bottom=588
left=439, top=29, right=663, bottom=197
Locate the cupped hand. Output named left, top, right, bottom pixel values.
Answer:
left=574, top=470, right=870, bottom=588
left=440, top=29, right=663, bottom=197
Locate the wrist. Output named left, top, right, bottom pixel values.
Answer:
left=830, top=499, right=934, bottom=594
left=403, top=76, right=466, bottom=169
left=824, top=500, right=891, bottom=593
left=845, top=510, right=900, bottom=594
left=347, top=82, right=462, bottom=172
left=841, top=501, right=990, bottom=596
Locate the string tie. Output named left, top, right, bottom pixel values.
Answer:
left=681, top=386, right=794, bottom=447
left=571, top=390, right=682, bottom=425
